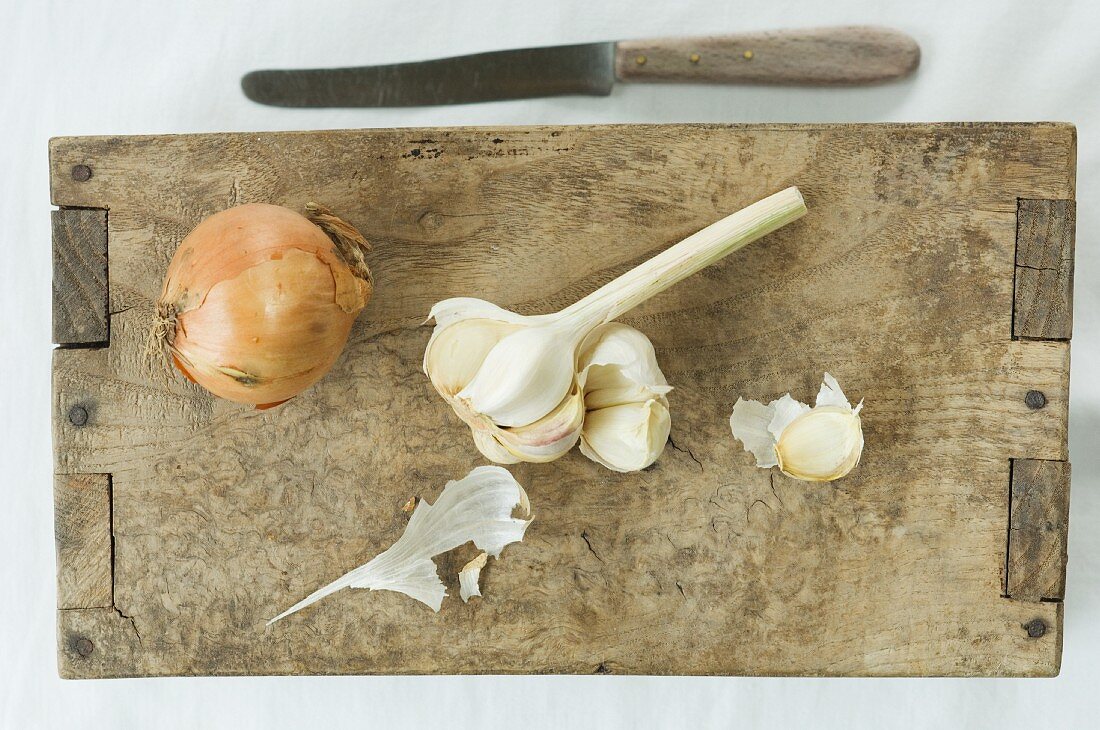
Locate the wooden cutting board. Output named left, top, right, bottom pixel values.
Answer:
left=50, top=123, right=1075, bottom=678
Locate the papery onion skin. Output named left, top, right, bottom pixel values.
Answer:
left=156, top=203, right=372, bottom=407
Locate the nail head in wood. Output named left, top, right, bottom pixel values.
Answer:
left=1024, top=619, right=1046, bottom=639
left=75, top=637, right=95, bottom=656
left=635, top=55, right=646, bottom=66
left=68, top=405, right=89, bottom=427
left=689, top=53, right=701, bottom=64
left=71, top=164, right=92, bottom=182
left=1025, top=390, right=1047, bottom=409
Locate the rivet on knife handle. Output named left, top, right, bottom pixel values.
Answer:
left=613, top=26, right=920, bottom=85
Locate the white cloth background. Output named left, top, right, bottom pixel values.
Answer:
left=2, top=0, right=1097, bottom=726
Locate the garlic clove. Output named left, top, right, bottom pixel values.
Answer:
left=578, top=323, right=669, bottom=390
left=775, top=405, right=863, bottom=482
left=491, top=385, right=585, bottom=462
left=580, top=397, right=671, bottom=473
left=456, top=324, right=579, bottom=428
left=424, top=317, right=521, bottom=396
left=729, top=373, right=864, bottom=482
left=578, top=323, right=673, bottom=410
left=465, top=385, right=584, bottom=464
left=471, top=428, right=523, bottom=464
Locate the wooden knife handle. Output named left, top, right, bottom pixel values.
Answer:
left=614, top=26, right=920, bottom=85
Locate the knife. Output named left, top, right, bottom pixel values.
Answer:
left=242, top=26, right=920, bottom=108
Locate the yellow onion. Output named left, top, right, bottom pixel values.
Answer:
left=151, top=203, right=372, bottom=408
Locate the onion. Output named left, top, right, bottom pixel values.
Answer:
left=149, top=203, right=373, bottom=408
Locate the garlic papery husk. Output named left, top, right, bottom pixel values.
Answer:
left=267, top=466, right=531, bottom=623
left=576, top=323, right=672, bottom=471
left=425, top=187, right=806, bottom=465
left=459, top=552, right=488, bottom=603
left=729, top=373, right=864, bottom=482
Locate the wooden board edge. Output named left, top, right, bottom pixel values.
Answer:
left=57, top=607, right=143, bottom=680
left=49, top=136, right=108, bottom=208
left=52, top=207, right=109, bottom=347
left=1013, top=199, right=1076, bottom=340
left=55, top=474, right=113, bottom=610
left=1005, top=459, right=1071, bottom=602
left=45, top=121, right=1078, bottom=147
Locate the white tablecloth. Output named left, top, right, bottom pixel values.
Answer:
left=2, top=0, right=1097, bottom=726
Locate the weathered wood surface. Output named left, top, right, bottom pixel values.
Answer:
left=614, top=27, right=920, bottom=86
left=1007, top=459, right=1071, bottom=602
left=52, top=208, right=108, bottom=346
left=1014, top=199, right=1075, bottom=340
left=49, top=123, right=1075, bottom=678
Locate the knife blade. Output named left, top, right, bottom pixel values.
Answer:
left=242, top=26, right=920, bottom=108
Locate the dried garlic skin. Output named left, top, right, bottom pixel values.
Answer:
left=729, top=373, right=864, bottom=482
left=267, top=466, right=530, bottom=623
left=459, top=552, right=488, bottom=603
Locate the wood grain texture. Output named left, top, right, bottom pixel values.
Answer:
left=614, top=26, right=920, bottom=85
left=48, top=123, right=1075, bottom=678
left=52, top=208, right=108, bottom=346
left=1007, top=459, right=1070, bottom=602
left=1014, top=199, right=1075, bottom=340
left=55, top=474, right=112, bottom=609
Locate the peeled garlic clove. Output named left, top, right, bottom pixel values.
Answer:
left=775, top=405, right=863, bottom=482
left=580, top=397, right=671, bottom=473
left=730, top=373, right=863, bottom=482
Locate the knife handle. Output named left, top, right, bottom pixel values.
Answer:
left=614, top=26, right=919, bottom=85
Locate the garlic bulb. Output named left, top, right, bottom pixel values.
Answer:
left=729, top=373, right=863, bottom=482
left=425, top=187, right=807, bottom=468
left=577, top=323, right=672, bottom=472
